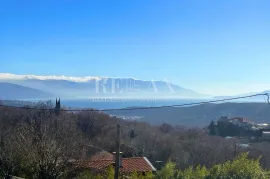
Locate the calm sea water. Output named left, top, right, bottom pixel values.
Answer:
left=16, top=98, right=259, bottom=110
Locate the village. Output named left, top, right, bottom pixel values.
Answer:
left=208, top=116, right=270, bottom=148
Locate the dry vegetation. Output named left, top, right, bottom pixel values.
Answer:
left=1, top=101, right=270, bottom=178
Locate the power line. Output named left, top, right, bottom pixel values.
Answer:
left=0, top=93, right=269, bottom=112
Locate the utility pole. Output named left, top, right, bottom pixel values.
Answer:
left=114, top=123, right=121, bottom=179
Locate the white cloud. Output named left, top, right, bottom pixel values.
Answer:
left=0, top=73, right=158, bottom=82
left=0, top=73, right=146, bottom=83
left=0, top=73, right=102, bottom=82
left=3, top=73, right=268, bottom=97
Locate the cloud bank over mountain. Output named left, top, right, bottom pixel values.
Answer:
left=0, top=73, right=102, bottom=82
left=0, top=73, right=209, bottom=99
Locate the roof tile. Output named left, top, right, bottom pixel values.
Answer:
left=74, top=157, right=156, bottom=173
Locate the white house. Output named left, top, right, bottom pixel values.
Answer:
left=262, top=131, right=270, bottom=140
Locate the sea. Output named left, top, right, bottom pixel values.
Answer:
left=60, top=98, right=204, bottom=109
left=2, top=97, right=264, bottom=124
left=4, top=97, right=262, bottom=110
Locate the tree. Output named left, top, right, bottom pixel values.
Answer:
left=207, top=153, right=266, bottom=179
left=159, top=123, right=173, bottom=133
left=16, top=103, right=82, bottom=179
left=208, top=120, right=216, bottom=136
left=0, top=106, right=25, bottom=179
left=155, top=160, right=177, bottom=179
left=157, top=153, right=267, bottom=179
left=130, top=129, right=137, bottom=140
left=177, top=166, right=209, bottom=179
left=0, top=128, right=22, bottom=179
left=130, top=171, right=153, bottom=179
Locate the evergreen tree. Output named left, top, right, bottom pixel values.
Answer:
left=208, top=120, right=216, bottom=135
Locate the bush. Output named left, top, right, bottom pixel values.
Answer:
left=207, top=153, right=266, bottom=179
left=129, top=171, right=154, bottom=179
left=155, top=153, right=268, bottom=179
left=155, top=160, right=177, bottom=179
left=76, top=166, right=114, bottom=179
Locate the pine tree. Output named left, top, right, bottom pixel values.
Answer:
left=55, top=98, right=61, bottom=116
left=208, top=120, right=216, bottom=135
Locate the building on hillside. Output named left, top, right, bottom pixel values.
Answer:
left=262, top=131, right=270, bottom=140
left=218, top=116, right=257, bottom=130
left=238, top=143, right=250, bottom=148
left=72, top=151, right=157, bottom=177
left=230, top=117, right=251, bottom=123
left=218, top=116, right=252, bottom=124
left=225, top=136, right=234, bottom=140
left=230, top=117, right=255, bottom=129
left=218, top=116, right=230, bottom=123
left=257, top=123, right=269, bottom=129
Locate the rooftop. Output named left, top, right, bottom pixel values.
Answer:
left=74, top=152, right=156, bottom=174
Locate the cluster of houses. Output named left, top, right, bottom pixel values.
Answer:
left=218, top=116, right=270, bottom=140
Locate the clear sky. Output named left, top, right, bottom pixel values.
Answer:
left=1, top=0, right=270, bottom=95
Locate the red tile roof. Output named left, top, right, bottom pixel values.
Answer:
left=76, top=160, right=113, bottom=171
left=74, top=156, right=156, bottom=174
left=121, top=157, right=157, bottom=173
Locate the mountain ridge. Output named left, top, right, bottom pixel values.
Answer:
left=0, top=82, right=52, bottom=100
left=0, top=73, right=208, bottom=99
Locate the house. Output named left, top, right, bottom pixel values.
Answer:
left=73, top=151, right=157, bottom=176
left=225, top=136, right=234, bottom=140
left=238, top=143, right=250, bottom=148
left=231, top=117, right=250, bottom=123
left=218, top=116, right=251, bottom=124
left=218, top=116, right=230, bottom=123
left=262, top=131, right=270, bottom=140
left=257, top=123, right=269, bottom=130
left=230, top=117, right=253, bottom=125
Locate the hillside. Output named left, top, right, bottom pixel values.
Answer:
left=0, top=82, right=52, bottom=100
left=2, top=102, right=270, bottom=178
left=108, top=102, right=270, bottom=127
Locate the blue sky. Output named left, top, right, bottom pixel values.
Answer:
left=1, top=0, right=270, bottom=95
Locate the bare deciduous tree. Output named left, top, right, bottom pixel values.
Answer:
left=16, top=104, right=82, bottom=179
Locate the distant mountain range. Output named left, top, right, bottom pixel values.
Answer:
left=0, top=73, right=268, bottom=101
left=1, top=73, right=270, bottom=128
left=0, top=73, right=208, bottom=100
left=0, top=82, right=51, bottom=100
